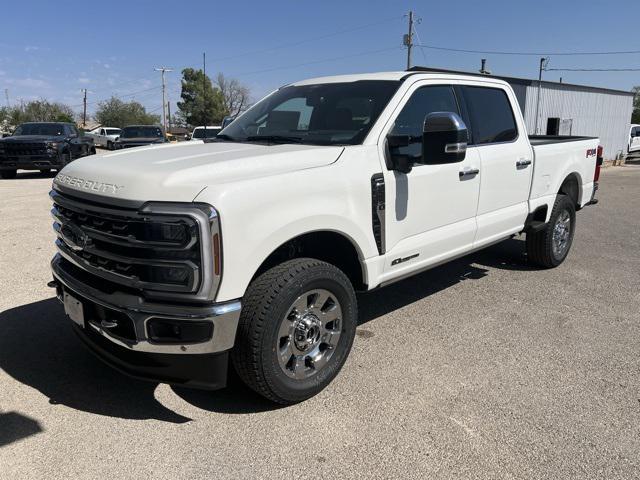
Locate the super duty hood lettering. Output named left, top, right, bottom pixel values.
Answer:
left=55, top=174, right=124, bottom=195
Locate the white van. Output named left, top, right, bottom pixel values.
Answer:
left=629, top=124, right=640, bottom=154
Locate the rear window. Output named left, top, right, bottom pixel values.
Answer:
left=462, top=86, right=518, bottom=144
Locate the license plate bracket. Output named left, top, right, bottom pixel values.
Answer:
left=63, top=292, right=85, bottom=328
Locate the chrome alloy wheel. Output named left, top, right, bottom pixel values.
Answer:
left=552, top=209, right=572, bottom=258
left=276, top=289, right=343, bottom=379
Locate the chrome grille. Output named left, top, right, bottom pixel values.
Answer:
left=51, top=190, right=206, bottom=295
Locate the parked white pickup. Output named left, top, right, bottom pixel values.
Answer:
left=50, top=70, right=601, bottom=404
left=86, top=126, right=121, bottom=150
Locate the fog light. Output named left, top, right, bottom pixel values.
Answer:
left=147, top=318, right=213, bottom=344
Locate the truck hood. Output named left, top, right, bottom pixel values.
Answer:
left=53, top=140, right=344, bottom=203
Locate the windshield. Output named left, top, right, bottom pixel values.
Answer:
left=220, top=80, right=400, bottom=145
left=13, top=123, right=66, bottom=136
left=120, top=126, right=163, bottom=138
left=193, top=127, right=221, bottom=139
left=105, top=128, right=121, bottom=136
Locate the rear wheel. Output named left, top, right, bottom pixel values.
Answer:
left=232, top=258, right=357, bottom=404
left=1, top=169, right=17, bottom=179
left=526, top=194, right=576, bottom=268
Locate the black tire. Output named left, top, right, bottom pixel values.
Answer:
left=1, top=169, right=17, bottom=179
left=107, top=141, right=113, bottom=150
left=526, top=194, right=576, bottom=268
left=232, top=258, right=357, bottom=404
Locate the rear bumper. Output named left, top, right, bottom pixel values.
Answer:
left=51, top=254, right=241, bottom=389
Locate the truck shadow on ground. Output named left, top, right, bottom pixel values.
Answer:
left=0, top=238, right=531, bottom=419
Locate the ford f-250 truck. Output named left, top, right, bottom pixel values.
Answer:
left=0, top=122, right=95, bottom=178
left=48, top=69, right=602, bottom=404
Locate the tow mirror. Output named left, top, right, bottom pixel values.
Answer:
left=422, top=112, right=468, bottom=164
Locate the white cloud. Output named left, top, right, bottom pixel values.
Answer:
left=78, top=77, right=90, bottom=84
left=24, top=46, right=39, bottom=52
left=7, top=77, right=50, bottom=89
left=0, top=70, right=5, bottom=76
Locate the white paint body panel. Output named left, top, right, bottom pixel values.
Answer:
left=55, top=72, right=599, bottom=302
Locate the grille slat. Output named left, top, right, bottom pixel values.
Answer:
left=51, top=190, right=202, bottom=294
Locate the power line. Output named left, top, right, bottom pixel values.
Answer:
left=546, top=67, right=640, bottom=72
left=235, top=46, right=403, bottom=76
left=414, top=43, right=640, bottom=57
left=201, top=15, right=404, bottom=65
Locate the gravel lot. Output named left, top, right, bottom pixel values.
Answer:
left=1, top=166, right=639, bottom=479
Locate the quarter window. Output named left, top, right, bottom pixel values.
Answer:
left=462, top=86, right=517, bottom=144
left=389, top=85, right=460, bottom=161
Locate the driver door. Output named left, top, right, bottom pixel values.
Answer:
left=378, top=83, right=481, bottom=281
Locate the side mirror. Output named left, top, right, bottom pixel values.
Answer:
left=422, top=112, right=468, bottom=164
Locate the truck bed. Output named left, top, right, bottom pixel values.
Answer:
left=529, top=135, right=599, bottom=209
left=528, top=135, right=598, bottom=146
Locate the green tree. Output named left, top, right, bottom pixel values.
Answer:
left=94, top=97, right=160, bottom=128
left=632, top=86, right=640, bottom=123
left=9, top=100, right=76, bottom=124
left=177, top=68, right=226, bottom=127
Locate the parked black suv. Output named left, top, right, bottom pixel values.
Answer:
left=0, top=122, right=96, bottom=179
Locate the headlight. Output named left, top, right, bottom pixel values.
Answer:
left=46, top=141, right=61, bottom=150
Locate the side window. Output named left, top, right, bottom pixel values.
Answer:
left=462, top=86, right=517, bottom=144
left=389, top=85, right=459, bottom=161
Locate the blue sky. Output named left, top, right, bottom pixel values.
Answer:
left=0, top=0, right=637, bottom=116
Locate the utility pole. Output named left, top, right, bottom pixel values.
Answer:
left=154, top=67, right=173, bottom=132
left=4, top=88, right=9, bottom=107
left=203, top=52, right=207, bottom=138
left=82, top=89, right=87, bottom=127
left=404, top=11, right=414, bottom=70
left=534, top=57, right=549, bottom=135
left=167, top=101, right=171, bottom=129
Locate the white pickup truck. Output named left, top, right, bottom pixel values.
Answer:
left=86, top=127, right=121, bottom=150
left=49, top=70, right=602, bottom=404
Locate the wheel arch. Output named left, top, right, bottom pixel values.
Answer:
left=249, top=230, right=367, bottom=292
left=558, top=172, right=582, bottom=208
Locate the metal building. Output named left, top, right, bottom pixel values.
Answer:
left=410, top=67, right=634, bottom=161
left=505, top=76, right=634, bottom=160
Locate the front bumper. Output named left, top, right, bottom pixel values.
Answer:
left=51, top=254, right=241, bottom=389
left=0, top=153, right=62, bottom=170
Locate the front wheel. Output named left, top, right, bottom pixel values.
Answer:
left=232, top=258, right=357, bottom=404
left=526, top=194, right=576, bottom=268
left=107, top=141, right=113, bottom=150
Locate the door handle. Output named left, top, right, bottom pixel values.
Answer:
left=459, top=168, right=480, bottom=179
left=516, top=159, right=532, bottom=168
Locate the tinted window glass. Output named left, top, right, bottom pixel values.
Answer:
left=13, top=123, right=65, bottom=136
left=463, top=86, right=517, bottom=144
left=220, top=81, right=399, bottom=145
left=389, top=85, right=459, bottom=160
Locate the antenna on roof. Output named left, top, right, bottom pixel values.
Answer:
left=479, top=59, right=491, bottom=75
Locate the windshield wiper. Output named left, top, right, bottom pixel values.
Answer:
left=210, top=134, right=237, bottom=142
left=245, top=135, right=303, bottom=144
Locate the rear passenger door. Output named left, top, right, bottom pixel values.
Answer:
left=458, top=84, right=533, bottom=248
